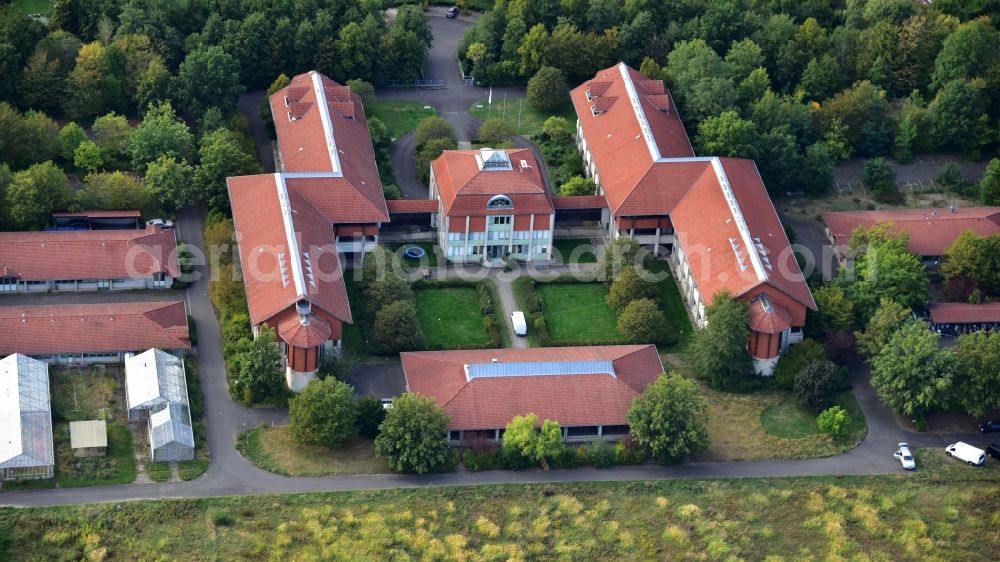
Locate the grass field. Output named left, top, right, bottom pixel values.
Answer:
left=13, top=0, right=51, bottom=14
left=469, top=98, right=578, bottom=137
left=384, top=241, right=439, bottom=269
left=237, top=425, right=388, bottom=476
left=4, top=462, right=998, bottom=560
left=365, top=100, right=436, bottom=139
left=415, top=286, right=493, bottom=349
left=552, top=239, right=599, bottom=264
left=537, top=282, right=625, bottom=345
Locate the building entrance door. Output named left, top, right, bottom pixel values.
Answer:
left=487, top=245, right=504, bottom=260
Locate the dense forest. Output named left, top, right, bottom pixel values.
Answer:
left=459, top=0, right=1000, bottom=195
left=0, top=0, right=432, bottom=229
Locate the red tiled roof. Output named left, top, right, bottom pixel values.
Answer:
left=0, top=301, right=190, bottom=356
left=570, top=62, right=695, bottom=216
left=671, top=158, right=815, bottom=313
left=928, top=302, right=1000, bottom=324
left=824, top=207, right=1000, bottom=257
left=401, top=345, right=663, bottom=430
left=748, top=296, right=793, bottom=334
left=0, top=226, right=180, bottom=281
left=278, top=314, right=332, bottom=347
left=52, top=210, right=141, bottom=218
left=386, top=199, right=439, bottom=214
left=552, top=195, right=608, bottom=210
left=282, top=176, right=389, bottom=224
left=227, top=174, right=352, bottom=328
left=431, top=149, right=554, bottom=217
left=270, top=71, right=388, bottom=223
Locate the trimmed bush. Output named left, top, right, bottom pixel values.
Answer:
left=817, top=405, right=851, bottom=437
left=794, top=360, right=849, bottom=411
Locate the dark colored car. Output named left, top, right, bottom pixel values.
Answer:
left=987, top=443, right=1000, bottom=460
left=446, top=6, right=459, bottom=18
left=980, top=421, right=1000, bottom=433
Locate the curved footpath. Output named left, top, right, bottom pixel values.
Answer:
left=1, top=206, right=991, bottom=508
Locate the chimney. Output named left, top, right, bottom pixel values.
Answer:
left=950, top=205, right=956, bottom=213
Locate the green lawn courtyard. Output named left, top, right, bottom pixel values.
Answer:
left=537, top=282, right=626, bottom=345
left=415, top=286, right=493, bottom=349
left=365, top=100, right=437, bottom=139
left=469, top=98, right=577, bottom=137
left=552, top=239, right=599, bottom=264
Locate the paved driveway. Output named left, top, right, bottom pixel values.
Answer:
left=347, top=362, right=407, bottom=399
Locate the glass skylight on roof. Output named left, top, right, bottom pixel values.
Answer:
left=464, top=360, right=616, bottom=381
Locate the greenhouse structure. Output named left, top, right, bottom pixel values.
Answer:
left=124, top=349, right=195, bottom=462
left=0, top=354, right=55, bottom=481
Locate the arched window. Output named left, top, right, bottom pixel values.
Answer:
left=487, top=195, right=513, bottom=209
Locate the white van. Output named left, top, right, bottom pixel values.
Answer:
left=511, top=311, right=527, bottom=336
left=945, top=441, right=986, bottom=466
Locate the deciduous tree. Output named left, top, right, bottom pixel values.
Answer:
left=194, top=128, right=260, bottom=211
left=526, top=66, right=567, bottom=111
left=981, top=158, right=1000, bottom=205
left=617, top=298, right=671, bottom=345
left=953, top=331, right=1000, bottom=418
left=5, top=161, right=71, bottom=230
left=691, top=292, right=754, bottom=390
left=230, top=325, right=285, bottom=405
left=558, top=176, right=595, bottom=196
left=855, top=298, right=911, bottom=359
left=805, top=285, right=855, bottom=337
left=126, top=101, right=194, bottom=170
left=477, top=118, right=514, bottom=145
left=870, top=321, right=953, bottom=417
left=793, top=360, right=847, bottom=411
left=626, top=372, right=709, bottom=463
left=173, top=46, right=244, bottom=118
left=374, top=393, right=453, bottom=474
left=144, top=156, right=195, bottom=212
left=502, top=414, right=564, bottom=470
left=373, top=300, right=424, bottom=352
left=606, top=265, right=656, bottom=314
left=289, top=377, right=359, bottom=448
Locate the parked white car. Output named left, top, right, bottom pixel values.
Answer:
left=147, top=218, right=175, bottom=229
left=893, top=442, right=916, bottom=470
left=945, top=441, right=986, bottom=466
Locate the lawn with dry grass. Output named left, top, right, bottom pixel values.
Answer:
left=692, top=384, right=866, bottom=462
left=4, top=456, right=998, bottom=560
left=236, top=425, right=389, bottom=476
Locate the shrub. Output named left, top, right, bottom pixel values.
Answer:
left=462, top=437, right=501, bottom=472
left=364, top=275, right=414, bottom=316
left=477, top=118, right=514, bottom=145
left=937, top=162, right=971, bottom=195
left=863, top=158, right=898, bottom=203
left=585, top=440, right=616, bottom=468
left=211, top=510, right=233, bottom=526
left=614, top=435, right=646, bottom=465
left=817, top=405, right=851, bottom=437
left=773, top=339, right=828, bottom=390
left=356, top=397, right=387, bottom=440
left=549, top=446, right=584, bottom=469
left=793, top=360, right=848, bottom=411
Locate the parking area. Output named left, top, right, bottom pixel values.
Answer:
left=346, top=362, right=407, bottom=400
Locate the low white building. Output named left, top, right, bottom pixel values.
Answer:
left=0, top=354, right=55, bottom=481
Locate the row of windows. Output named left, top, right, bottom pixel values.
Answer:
left=447, top=230, right=549, bottom=241
left=445, top=245, right=549, bottom=257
